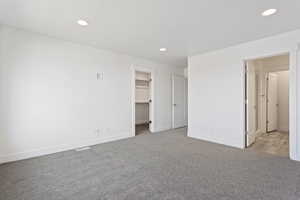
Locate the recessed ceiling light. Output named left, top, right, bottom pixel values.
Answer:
left=262, top=9, right=277, bottom=16
left=77, top=20, right=88, bottom=26
left=160, top=48, right=167, bottom=52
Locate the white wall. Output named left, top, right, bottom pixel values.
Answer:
left=188, top=29, right=300, bottom=161
left=277, top=71, right=289, bottom=132
left=0, top=25, right=184, bottom=163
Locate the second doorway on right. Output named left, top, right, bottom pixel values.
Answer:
left=246, top=54, right=289, bottom=157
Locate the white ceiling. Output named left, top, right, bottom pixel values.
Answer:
left=0, top=0, right=300, bottom=67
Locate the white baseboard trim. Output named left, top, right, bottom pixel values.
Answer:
left=0, top=133, right=133, bottom=164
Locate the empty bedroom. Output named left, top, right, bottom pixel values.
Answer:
left=1, top=1, right=300, bottom=199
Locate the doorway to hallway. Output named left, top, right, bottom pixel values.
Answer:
left=245, top=54, right=289, bottom=157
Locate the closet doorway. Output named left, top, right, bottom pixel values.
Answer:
left=134, top=70, right=153, bottom=135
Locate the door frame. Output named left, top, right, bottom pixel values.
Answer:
left=244, top=62, right=259, bottom=147
left=131, top=66, right=155, bottom=136
left=172, top=74, right=187, bottom=129
left=243, top=51, right=297, bottom=160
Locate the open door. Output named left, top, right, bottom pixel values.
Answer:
left=172, top=75, right=186, bottom=128
left=267, top=73, right=278, bottom=132
left=245, top=62, right=257, bottom=147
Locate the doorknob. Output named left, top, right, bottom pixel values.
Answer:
left=173, top=104, right=177, bottom=106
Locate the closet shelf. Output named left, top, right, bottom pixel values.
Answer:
left=135, top=78, right=151, bottom=82
left=136, top=85, right=149, bottom=89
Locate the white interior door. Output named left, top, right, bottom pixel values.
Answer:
left=246, top=63, right=257, bottom=147
left=172, top=75, right=186, bottom=128
left=267, top=73, right=278, bottom=132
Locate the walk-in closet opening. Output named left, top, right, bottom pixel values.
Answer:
left=134, top=70, right=152, bottom=135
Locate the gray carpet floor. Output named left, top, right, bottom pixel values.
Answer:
left=1, top=128, right=300, bottom=200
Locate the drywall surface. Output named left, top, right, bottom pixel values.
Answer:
left=277, top=71, right=289, bottom=132
left=0, top=25, right=184, bottom=163
left=188, top=29, right=300, bottom=161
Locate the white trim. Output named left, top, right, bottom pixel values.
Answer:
left=291, top=45, right=299, bottom=160
left=131, top=66, right=155, bottom=134
left=0, top=133, right=132, bottom=164
left=131, top=67, right=136, bottom=136
left=172, top=75, right=175, bottom=128
left=242, top=61, right=247, bottom=148
left=287, top=48, right=297, bottom=160
left=243, top=50, right=299, bottom=161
